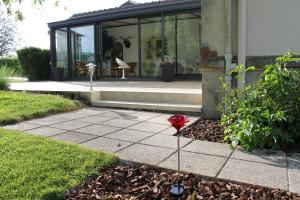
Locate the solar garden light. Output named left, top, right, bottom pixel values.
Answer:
left=86, top=63, right=96, bottom=91
left=168, top=114, right=189, bottom=198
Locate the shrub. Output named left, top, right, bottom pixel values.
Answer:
left=17, top=47, right=51, bottom=81
left=220, top=52, right=300, bottom=151
left=0, top=57, right=21, bottom=75
left=0, top=65, right=15, bottom=90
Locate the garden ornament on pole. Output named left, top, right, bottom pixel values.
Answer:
left=168, top=114, right=189, bottom=198
left=116, top=57, right=130, bottom=79
left=86, top=63, right=96, bottom=91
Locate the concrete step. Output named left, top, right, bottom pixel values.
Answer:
left=100, top=90, right=202, bottom=105
left=92, top=100, right=202, bottom=113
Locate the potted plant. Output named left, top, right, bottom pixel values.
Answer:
left=161, top=55, right=175, bottom=82
left=53, top=66, right=64, bottom=81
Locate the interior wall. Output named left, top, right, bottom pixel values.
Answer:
left=105, top=25, right=138, bottom=63
left=246, top=0, right=300, bottom=56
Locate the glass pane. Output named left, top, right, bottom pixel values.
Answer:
left=164, top=15, right=176, bottom=73
left=55, top=28, right=68, bottom=79
left=101, top=18, right=138, bottom=78
left=177, top=12, right=201, bottom=75
left=70, top=25, right=95, bottom=79
left=141, top=16, right=162, bottom=77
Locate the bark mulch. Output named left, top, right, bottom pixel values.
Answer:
left=179, top=119, right=225, bottom=143
left=66, top=164, right=299, bottom=200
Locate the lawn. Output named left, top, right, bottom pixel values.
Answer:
left=0, top=128, right=117, bottom=200
left=0, top=91, right=78, bottom=125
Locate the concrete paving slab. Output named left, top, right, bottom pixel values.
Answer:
left=123, top=112, right=160, bottom=121
left=139, top=134, right=192, bottom=149
left=81, top=137, right=133, bottom=153
left=26, top=116, right=68, bottom=126
left=159, top=151, right=227, bottom=177
left=117, top=143, right=175, bottom=165
left=51, top=131, right=98, bottom=144
left=76, top=124, right=121, bottom=136
left=231, top=147, right=286, bottom=166
left=77, top=116, right=113, bottom=124
left=2, top=122, right=42, bottom=131
left=159, top=127, right=176, bottom=135
left=100, top=111, right=132, bottom=119
left=183, top=140, right=233, bottom=157
left=146, top=114, right=173, bottom=125
left=49, top=120, right=93, bottom=131
left=287, top=153, right=300, bottom=194
left=75, top=108, right=108, bottom=115
left=53, top=112, right=89, bottom=120
left=129, top=122, right=170, bottom=133
left=105, top=129, right=155, bottom=142
left=218, top=158, right=288, bottom=190
left=101, top=119, right=140, bottom=128
left=24, top=127, right=66, bottom=137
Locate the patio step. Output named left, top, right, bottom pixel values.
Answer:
left=99, top=90, right=202, bottom=105
left=92, top=100, right=202, bottom=113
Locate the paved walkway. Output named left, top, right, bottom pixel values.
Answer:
left=2, top=108, right=299, bottom=194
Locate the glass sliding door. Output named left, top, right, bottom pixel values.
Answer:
left=100, top=18, right=138, bottom=78
left=176, top=12, right=201, bottom=75
left=70, top=25, right=95, bottom=79
left=163, top=15, right=176, bottom=74
left=140, top=16, right=162, bottom=77
left=55, top=28, right=68, bottom=79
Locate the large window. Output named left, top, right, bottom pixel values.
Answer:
left=55, top=28, right=68, bottom=79
left=177, top=12, right=201, bottom=75
left=70, top=25, right=95, bottom=79
left=141, top=16, right=162, bottom=77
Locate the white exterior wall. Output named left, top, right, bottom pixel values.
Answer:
left=246, top=0, right=300, bottom=56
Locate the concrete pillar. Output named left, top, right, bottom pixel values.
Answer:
left=201, top=68, right=225, bottom=119
left=238, top=0, right=247, bottom=87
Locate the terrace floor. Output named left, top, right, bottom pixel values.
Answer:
left=2, top=107, right=299, bottom=194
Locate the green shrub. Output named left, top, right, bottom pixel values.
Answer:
left=17, top=47, right=51, bottom=81
left=0, top=57, right=21, bottom=75
left=221, top=52, right=300, bottom=151
left=0, top=66, right=15, bottom=90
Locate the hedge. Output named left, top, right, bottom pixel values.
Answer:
left=17, top=47, right=51, bottom=81
left=0, top=57, right=22, bottom=74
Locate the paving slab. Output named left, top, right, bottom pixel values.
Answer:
left=146, top=114, right=174, bottom=125
left=139, top=134, right=192, bottom=149
left=218, top=158, right=288, bottom=190
left=183, top=140, right=233, bottom=157
left=75, top=108, right=108, bottom=116
left=159, top=151, right=227, bottom=177
left=81, top=137, right=133, bottom=153
left=2, top=122, right=42, bottom=131
left=287, top=153, right=300, bottom=194
left=24, top=127, right=66, bottom=137
left=76, top=116, right=113, bottom=124
left=26, top=116, right=68, bottom=126
left=231, top=147, right=286, bottom=166
left=100, top=111, right=132, bottom=119
left=49, top=120, right=93, bottom=131
left=51, top=131, right=98, bottom=144
left=76, top=124, right=122, bottom=136
left=159, top=127, right=176, bottom=135
left=117, top=143, right=175, bottom=165
left=129, top=122, right=170, bottom=133
left=122, top=112, right=160, bottom=121
left=53, top=111, right=89, bottom=120
left=105, top=129, right=155, bottom=142
left=101, top=119, right=140, bottom=128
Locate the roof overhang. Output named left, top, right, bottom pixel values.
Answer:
left=48, top=0, right=201, bottom=29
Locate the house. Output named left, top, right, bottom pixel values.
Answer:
left=47, top=0, right=300, bottom=116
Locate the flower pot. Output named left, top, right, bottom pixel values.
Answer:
left=161, top=63, right=175, bottom=82
left=53, top=67, right=64, bottom=81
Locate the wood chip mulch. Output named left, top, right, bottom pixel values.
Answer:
left=65, top=164, right=299, bottom=200
left=179, top=119, right=225, bottom=143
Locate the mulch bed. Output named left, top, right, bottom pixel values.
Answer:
left=179, top=119, right=225, bottom=143
left=66, top=164, right=299, bottom=200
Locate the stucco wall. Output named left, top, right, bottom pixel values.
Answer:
left=246, top=0, right=300, bottom=56
left=201, top=0, right=226, bottom=56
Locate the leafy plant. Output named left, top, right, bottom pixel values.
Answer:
left=0, top=57, right=21, bottom=75
left=220, top=52, right=300, bottom=151
left=0, top=65, right=15, bottom=90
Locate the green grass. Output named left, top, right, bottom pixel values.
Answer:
left=0, top=129, right=117, bottom=200
left=0, top=91, right=78, bottom=125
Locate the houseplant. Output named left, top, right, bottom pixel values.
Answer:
left=161, top=55, right=175, bottom=82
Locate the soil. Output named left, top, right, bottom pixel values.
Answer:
left=65, top=164, right=299, bottom=200
left=179, top=119, right=225, bottom=143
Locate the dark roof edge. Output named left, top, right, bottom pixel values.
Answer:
left=48, top=1, right=201, bottom=28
